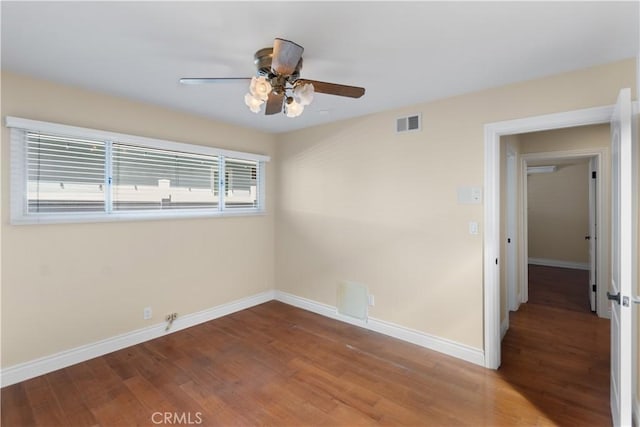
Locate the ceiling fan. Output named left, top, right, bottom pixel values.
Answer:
left=180, top=38, right=366, bottom=118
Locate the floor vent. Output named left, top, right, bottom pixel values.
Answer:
left=396, top=113, right=422, bottom=133
left=337, top=281, right=368, bottom=321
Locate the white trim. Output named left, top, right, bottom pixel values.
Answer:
left=506, top=146, right=518, bottom=313
left=274, top=290, right=369, bottom=328
left=528, top=257, right=590, bottom=271
left=0, top=290, right=275, bottom=387
left=634, top=395, right=640, bottom=427
left=500, top=317, right=509, bottom=340
left=5, top=116, right=270, bottom=162
left=274, top=291, right=484, bottom=367
left=484, top=104, right=614, bottom=369
left=11, top=207, right=268, bottom=226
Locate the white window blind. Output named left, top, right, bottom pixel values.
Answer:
left=224, top=158, right=259, bottom=210
left=27, top=132, right=106, bottom=213
left=112, top=143, right=219, bottom=211
left=7, top=117, right=269, bottom=224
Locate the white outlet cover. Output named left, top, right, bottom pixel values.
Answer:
left=143, top=307, right=152, bottom=320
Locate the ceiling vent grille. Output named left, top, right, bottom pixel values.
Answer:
left=396, top=113, right=422, bottom=133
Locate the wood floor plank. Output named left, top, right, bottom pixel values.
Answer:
left=2, top=267, right=611, bottom=426
left=1, top=383, right=36, bottom=427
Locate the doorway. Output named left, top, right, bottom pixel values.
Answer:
left=483, top=105, right=614, bottom=369
left=518, top=146, right=608, bottom=318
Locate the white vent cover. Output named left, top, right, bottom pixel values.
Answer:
left=396, top=113, right=422, bottom=133
left=337, top=281, right=368, bottom=321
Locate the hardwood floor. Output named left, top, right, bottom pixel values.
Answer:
left=527, top=264, right=592, bottom=313
left=2, top=296, right=610, bottom=426
left=499, top=265, right=610, bottom=426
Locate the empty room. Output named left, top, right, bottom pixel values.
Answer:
left=1, top=2, right=639, bottom=426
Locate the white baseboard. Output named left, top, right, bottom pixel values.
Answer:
left=2, top=289, right=485, bottom=387
left=528, top=257, right=589, bottom=270
left=274, top=290, right=484, bottom=367
left=501, top=317, right=509, bottom=340
left=1, top=290, right=275, bottom=387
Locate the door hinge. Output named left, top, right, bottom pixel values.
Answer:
left=592, top=171, right=597, bottom=179
left=592, top=284, right=596, bottom=292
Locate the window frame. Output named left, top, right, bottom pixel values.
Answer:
left=7, top=116, right=269, bottom=225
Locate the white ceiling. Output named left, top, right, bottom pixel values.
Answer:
left=2, top=1, right=638, bottom=134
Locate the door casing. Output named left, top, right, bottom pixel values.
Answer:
left=484, top=105, right=615, bottom=369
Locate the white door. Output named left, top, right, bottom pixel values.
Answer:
left=609, top=88, right=633, bottom=427
left=588, top=157, right=597, bottom=312
left=506, top=150, right=518, bottom=311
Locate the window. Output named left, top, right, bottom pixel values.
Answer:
left=112, top=143, right=219, bottom=211
left=8, top=117, right=269, bottom=224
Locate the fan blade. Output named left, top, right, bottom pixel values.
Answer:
left=179, top=78, right=251, bottom=84
left=265, top=92, right=284, bottom=115
left=272, top=38, right=303, bottom=76
left=298, top=79, right=365, bottom=98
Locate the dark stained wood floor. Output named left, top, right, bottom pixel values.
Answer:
left=527, top=264, right=592, bottom=313
left=2, top=286, right=610, bottom=426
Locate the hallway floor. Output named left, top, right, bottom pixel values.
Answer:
left=500, top=265, right=611, bottom=426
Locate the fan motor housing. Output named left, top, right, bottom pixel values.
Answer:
left=254, top=47, right=302, bottom=80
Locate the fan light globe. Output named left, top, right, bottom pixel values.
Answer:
left=293, top=83, right=314, bottom=106
left=285, top=99, right=304, bottom=118
left=244, top=93, right=263, bottom=113
left=249, top=76, right=272, bottom=101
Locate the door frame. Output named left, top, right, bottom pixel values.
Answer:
left=484, top=104, right=614, bottom=369
left=589, top=157, right=599, bottom=313
left=519, top=149, right=607, bottom=318
left=505, top=146, right=518, bottom=315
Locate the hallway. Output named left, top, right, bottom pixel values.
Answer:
left=500, top=265, right=611, bottom=426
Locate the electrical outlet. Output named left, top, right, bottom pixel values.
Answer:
left=368, top=294, right=375, bottom=307
left=143, top=307, right=152, bottom=320
left=165, top=312, right=178, bottom=322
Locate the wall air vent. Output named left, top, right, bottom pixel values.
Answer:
left=396, top=113, right=422, bottom=133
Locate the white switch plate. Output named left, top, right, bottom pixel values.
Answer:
left=143, top=307, right=152, bottom=320
left=457, top=187, right=482, bottom=204
left=469, top=221, right=479, bottom=235
left=470, top=187, right=482, bottom=203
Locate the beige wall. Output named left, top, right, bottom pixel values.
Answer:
left=276, top=59, right=636, bottom=350
left=519, top=124, right=611, bottom=154
left=0, top=72, right=277, bottom=367
left=527, top=161, right=590, bottom=264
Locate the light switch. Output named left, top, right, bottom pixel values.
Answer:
left=469, top=221, right=479, bottom=235
left=470, top=187, right=482, bottom=203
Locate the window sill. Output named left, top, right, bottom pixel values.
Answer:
left=10, top=209, right=267, bottom=226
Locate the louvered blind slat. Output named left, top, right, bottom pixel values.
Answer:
left=224, top=158, right=259, bottom=210
left=27, top=132, right=106, bottom=213
left=112, top=143, right=219, bottom=211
